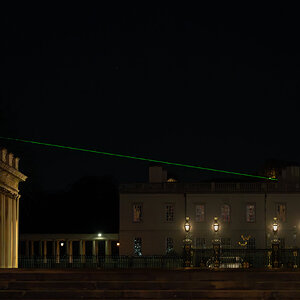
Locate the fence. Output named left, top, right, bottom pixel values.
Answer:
left=194, top=248, right=299, bottom=269
left=18, top=249, right=300, bottom=269
left=18, top=255, right=184, bottom=269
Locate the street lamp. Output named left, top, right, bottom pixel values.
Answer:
left=271, top=217, right=280, bottom=268
left=212, top=217, right=220, bottom=268
left=272, top=217, right=278, bottom=235
left=184, top=217, right=191, bottom=233
left=183, top=216, right=192, bottom=267
left=213, top=217, right=219, bottom=233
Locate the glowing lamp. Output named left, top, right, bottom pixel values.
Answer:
left=184, top=217, right=191, bottom=232
left=60, top=242, right=64, bottom=247
left=273, top=217, right=278, bottom=233
left=117, top=242, right=120, bottom=247
left=98, top=233, right=102, bottom=237
left=213, top=217, right=219, bottom=233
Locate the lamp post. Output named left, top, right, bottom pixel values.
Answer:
left=183, top=217, right=192, bottom=267
left=271, top=217, right=280, bottom=268
left=212, top=217, right=220, bottom=268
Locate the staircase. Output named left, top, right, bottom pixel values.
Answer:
left=1, top=269, right=300, bottom=299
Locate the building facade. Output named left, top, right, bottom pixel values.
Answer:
left=0, top=148, right=27, bottom=268
left=119, top=166, right=300, bottom=256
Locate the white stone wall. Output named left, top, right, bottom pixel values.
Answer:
left=120, top=191, right=300, bottom=255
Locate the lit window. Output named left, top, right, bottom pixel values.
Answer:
left=166, top=237, right=174, bottom=253
left=246, top=204, right=255, bottom=223
left=165, top=204, right=174, bottom=222
left=221, top=204, right=230, bottom=223
left=133, top=204, right=142, bottom=223
left=134, top=237, right=142, bottom=256
left=195, top=204, right=205, bottom=222
left=275, top=203, right=286, bottom=222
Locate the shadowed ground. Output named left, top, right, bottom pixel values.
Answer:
left=1, top=268, right=300, bottom=299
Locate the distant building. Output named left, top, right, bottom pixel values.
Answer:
left=19, top=233, right=119, bottom=261
left=119, top=164, right=300, bottom=255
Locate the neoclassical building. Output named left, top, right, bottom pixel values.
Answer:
left=0, top=148, right=27, bottom=268
left=119, top=165, right=300, bottom=256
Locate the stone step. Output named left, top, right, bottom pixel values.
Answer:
left=1, top=280, right=300, bottom=290
left=1, top=289, right=300, bottom=299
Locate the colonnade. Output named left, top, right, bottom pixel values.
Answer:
left=20, top=234, right=118, bottom=264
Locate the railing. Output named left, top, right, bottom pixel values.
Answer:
left=120, top=182, right=300, bottom=193
left=193, top=248, right=300, bottom=269
left=18, top=255, right=184, bottom=269
left=18, top=249, right=300, bottom=269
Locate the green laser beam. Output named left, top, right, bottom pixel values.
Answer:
left=0, top=136, right=278, bottom=181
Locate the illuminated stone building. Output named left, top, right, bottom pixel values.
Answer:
left=119, top=165, right=300, bottom=256
left=0, top=148, right=27, bottom=268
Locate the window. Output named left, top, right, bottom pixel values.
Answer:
left=166, top=237, right=174, bottom=253
left=195, top=237, right=206, bottom=249
left=246, top=203, right=255, bottom=223
left=133, top=203, right=142, bottom=223
left=221, top=204, right=230, bottom=223
left=247, top=237, right=256, bottom=249
left=165, top=204, right=174, bottom=222
left=195, top=204, right=205, bottom=222
left=275, top=203, right=286, bottom=222
left=134, top=237, right=142, bottom=256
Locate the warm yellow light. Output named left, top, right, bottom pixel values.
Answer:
left=98, top=233, right=102, bottom=237
left=213, top=217, right=219, bottom=232
left=117, top=242, right=120, bottom=247
left=184, top=217, right=191, bottom=232
left=273, top=217, right=278, bottom=233
left=60, top=242, right=64, bottom=247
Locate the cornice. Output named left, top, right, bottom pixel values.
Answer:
left=0, top=185, right=19, bottom=200
left=0, top=161, right=27, bottom=182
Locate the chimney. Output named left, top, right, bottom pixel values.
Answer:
left=149, top=166, right=167, bottom=183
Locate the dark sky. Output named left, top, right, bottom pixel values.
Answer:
left=2, top=6, right=300, bottom=193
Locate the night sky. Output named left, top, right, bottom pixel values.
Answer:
left=2, top=6, right=300, bottom=233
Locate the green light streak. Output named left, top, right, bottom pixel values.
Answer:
left=0, top=136, right=278, bottom=181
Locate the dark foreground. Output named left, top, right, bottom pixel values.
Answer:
left=1, top=268, right=300, bottom=299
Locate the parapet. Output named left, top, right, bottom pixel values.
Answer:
left=0, top=148, right=20, bottom=170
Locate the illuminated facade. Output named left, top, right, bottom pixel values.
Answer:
left=0, top=148, right=27, bottom=268
left=119, top=165, right=300, bottom=255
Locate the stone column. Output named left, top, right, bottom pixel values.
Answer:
left=92, top=240, right=98, bottom=263
left=0, top=148, right=27, bottom=268
left=56, top=241, right=60, bottom=263
left=105, top=240, right=112, bottom=256
left=67, top=240, right=73, bottom=264
left=43, top=241, right=47, bottom=263
left=80, top=240, right=86, bottom=263
left=0, top=194, right=5, bottom=267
